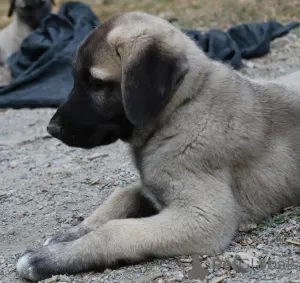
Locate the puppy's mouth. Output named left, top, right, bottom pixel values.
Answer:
left=46, top=124, right=125, bottom=149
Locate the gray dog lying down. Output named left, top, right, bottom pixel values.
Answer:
left=16, top=11, right=300, bottom=282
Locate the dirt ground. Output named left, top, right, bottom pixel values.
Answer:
left=1, top=29, right=300, bottom=283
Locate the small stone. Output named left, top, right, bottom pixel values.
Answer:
left=157, top=279, right=165, bottom=283
left=236, top=252, right=260, bottom=268
left=85, top=153, right=109, bottom=161
left=180, top=258, right=192, bottom=263
left=9, top=161, right=17, bottom=168
left=211, top=275, right=228, bottom=283
left=242, top=60, right=255, bottom=68
left=257, top=244, right=265, bottom=249
left=291, top=220, right=297, bottom=225
left=90, top=179, right=101, bottom=185
left=7, top=227, right=15, bottom=235
left=171, top=272, right=184, bottom=281
left=161, top=264, right=173, bottom=268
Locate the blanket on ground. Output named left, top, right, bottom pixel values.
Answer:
left=0, top=1, right=298, bottom=108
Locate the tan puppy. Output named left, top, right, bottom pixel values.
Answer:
left=16, top=12, right=300, bottom=282
left=0, top=0, right=54, bottom=65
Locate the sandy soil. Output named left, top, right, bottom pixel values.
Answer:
left=1, top=31, right=300, bottom=283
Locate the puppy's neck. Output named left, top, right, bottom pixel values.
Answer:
left=10, top=15, right=33, bottom=42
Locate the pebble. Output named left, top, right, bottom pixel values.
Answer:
left=7, top=227, right=15, bottom=235
left=179, top=258, right=192, bottom=263
left=9, top=161, right=17, bottom=168
left=85, top=153, right=109, bottom=161
left=291, top=220, right=297, bottom=225
left=161, top=264, right=173, bottom=268
left=235, top=252, right=260, bottom=268
left=157, top=279, right=165, bottom=283
left=257, top=244, right=265, bottom=249
left=171, top=272, right=184, bottom=281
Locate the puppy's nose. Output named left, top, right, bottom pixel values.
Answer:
left=47, top=123, right=62, bottom=138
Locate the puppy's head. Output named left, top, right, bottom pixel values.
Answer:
left=47, top=12, right=189, bottom=149
left=8, top=0, right=55, bottom=29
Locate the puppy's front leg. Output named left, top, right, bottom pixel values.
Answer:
left=45, top=182, right=157, bottom=245
left=17, top=198, right=238, bottom=282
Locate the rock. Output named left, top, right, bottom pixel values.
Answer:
left=9, top=161, right=17, bottom=168
left=169, top=272, right=184, bottom=281
left=257, top=244, right=265, bottom=250
left=180, top=258, right=192, bottom=263
left=235, top=252, right=260, bottom=268
left=161, top=264, right=173, bottom=268
left=222, top=252, right=255, bottom=273
left=157, top=279, right=165, bottom=283
left=211, top=275, right=228, bottom=283
left=85, top=153, right=108, bottom=161
left=7, top=227, right=15, bottom=235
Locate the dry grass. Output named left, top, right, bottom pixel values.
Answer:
left=0, top=0, right=299, bottom=29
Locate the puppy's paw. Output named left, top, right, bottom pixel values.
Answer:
left=43, top=225, right=90, bottom=246
left=16, top=246, right=62, bottom=282
left=16, top=250, right=38, bottom=282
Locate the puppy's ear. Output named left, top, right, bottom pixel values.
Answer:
left=50, top=0, right=55, bottom=5
left=120, top=43, right=188, bottom=125
left=7, top=0, right=16, bottom=17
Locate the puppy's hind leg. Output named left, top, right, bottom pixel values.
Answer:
left=44, top=181, right=157, bottom=245
left=17, top=203, right=238, bottom=282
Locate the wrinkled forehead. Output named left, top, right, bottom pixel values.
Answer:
left=74, top=16, right=119, bottom=77
left=73, top=12, right=171, bottom=80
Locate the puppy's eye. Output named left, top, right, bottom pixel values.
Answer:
left=89, top=77, right=104, bottom=89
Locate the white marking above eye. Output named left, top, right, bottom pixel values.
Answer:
left=90, top=67, right=112, bottom=80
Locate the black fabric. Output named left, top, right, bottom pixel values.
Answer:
left=0, top=1, right=299, bottom=108
left=184, top=21, right=299, bottom=69
left=0, top=2, right=99, bottom=108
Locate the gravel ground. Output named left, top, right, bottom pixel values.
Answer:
left=1, top=30, right=300, bottom=283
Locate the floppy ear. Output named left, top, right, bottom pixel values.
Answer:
left=7, top=0, right=16, bottom=17
left=120, top=43, right=188, bottom=125
left=50, top=0, right=55, bottom=5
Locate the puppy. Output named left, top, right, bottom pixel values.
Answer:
left=16, top=12, right=300, bottom=281
left=0, top=0, right=55, bottom=65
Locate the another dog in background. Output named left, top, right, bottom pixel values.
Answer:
left=0, top=0, right=55, bottom=65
